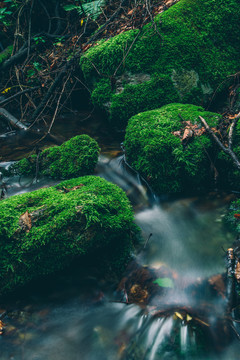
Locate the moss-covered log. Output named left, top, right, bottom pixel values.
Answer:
left=124, top=103, right=221, bottom=194
left=80, top=0, right=240, bottom=128
left=11, top=134, right=100, bottom=179
left=0, top=176, right=138, bottom=296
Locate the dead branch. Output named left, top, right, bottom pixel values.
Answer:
left=199, top=115, right=240, bottom=170
left=0, top=86, right=39, bottom=106
left=0, top=108, right=28, bottom=130
left=229, top=112, right=240, bottom=150
left=31, top=0, right=129, bottom=122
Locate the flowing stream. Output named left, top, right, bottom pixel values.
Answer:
left=0, top=134, right=239, bottom=359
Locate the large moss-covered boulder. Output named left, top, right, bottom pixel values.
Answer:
left=0, top=176, right=138, bottom=296
left=12, top=134, right=100, bottom=179
left=124, top=103, right=221, bottom=194
left=80, top=0, right=240, bottom=128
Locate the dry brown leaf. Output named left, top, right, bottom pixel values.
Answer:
left=62, top=184, right=85, bottom=193
left=173, top=131, right=181, bottom=137
left=19, top=211, right=32, bottom=232
left=129, top=284, right=148, bottom=303
left=182, top=128, right=193, bottom=141
left=127, top=9, right=134, bottom=15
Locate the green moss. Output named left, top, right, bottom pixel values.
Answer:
left=0, top=176, right=138, bottom=296
left=12, top=134, right=100, bottom=179
left=225, top=199, right=240, bottom=235
left=0, top=45, right=13, bottom=65
left=80, top=0, right=240, bottom=128
left=124, top=103, right=221, bottom=194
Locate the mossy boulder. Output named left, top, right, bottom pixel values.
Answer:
left=12, top=134, right=100, bottom=179
left=80, top=0, right=240, bottom=128
left=0, top=176, right=138, bottom=296
left=124, top=103, right=221, bottom=194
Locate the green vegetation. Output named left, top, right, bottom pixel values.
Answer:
left=225, top=199, right=240, bottom=235
left=0, top=45, right=13, bottom=65
left=12, top=134, right=100, bottom=179
left=0, top=176, right=138, bottom=296
left=124, top=103, right=221, bottom=194
left=80, top=0, right=240, bottom=128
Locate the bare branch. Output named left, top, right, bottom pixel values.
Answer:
left=199, top=115, right=240, bottom=170
left=0, top=108, right=28, bottom=130
left=0, top=86, right=39, bottom=106
left=229, top=111, right=240, bottom=150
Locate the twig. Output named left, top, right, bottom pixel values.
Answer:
left=48, top=74, right=70, bottom=134
left=28, top=0, right=35, bottom=58
left=143, top=233, right=152, bottom=249
left=199, top=115, right=240, bottom=170
left=229, top=112, right=240, bottom=150
left=0, top=86, right=39, bottom=106
left=31, top=0, right=129, bottom=122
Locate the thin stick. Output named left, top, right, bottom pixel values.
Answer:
left=199, top=115, right=240, bottom=170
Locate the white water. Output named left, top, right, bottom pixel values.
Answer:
left=0, top=155, right=238, bottom=359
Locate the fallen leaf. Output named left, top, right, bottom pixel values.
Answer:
left=19, top=211, right=32, bottom=232
left=175, top=311, right=183, bottom=320
left=182, top=128, right=193, bottom=141
left=62, top=184, right=85, bottom=193
left=153, top=277, right=174, bottom=288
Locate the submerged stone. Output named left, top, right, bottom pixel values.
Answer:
left=80, top=0, right=240, bottom=128
left=124, top=103, right=221, bottom=194
left=11, top=134, right=100, bottom=179
left=0, top=176, right=138, bottom=296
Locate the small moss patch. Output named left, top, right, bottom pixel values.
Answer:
left=124, top=103, right=221, bottom=194
left=11, top=134, right=100, bottom=179
left=0, top=176, right=138, bottom=296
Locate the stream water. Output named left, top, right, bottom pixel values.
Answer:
left=0, top=125, right=239, bottom=359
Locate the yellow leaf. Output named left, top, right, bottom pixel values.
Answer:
left=175, top=312, right=183, bottom=320
left=81, top=19, right=84, bottom=26
left=186, top=314, right=192, bottom=322
left=1, top=87, right=11, bottom=94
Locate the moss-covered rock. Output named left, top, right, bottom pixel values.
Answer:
left=80, top=0, right=240, bottom=128
left=12, top=134, right=100, bottom=179
left=124, top=103, right=221, bottom=194
left=0, top=176, right=138, bottom=296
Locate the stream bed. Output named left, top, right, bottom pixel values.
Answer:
left=0, top=123, right=239, bottom=359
